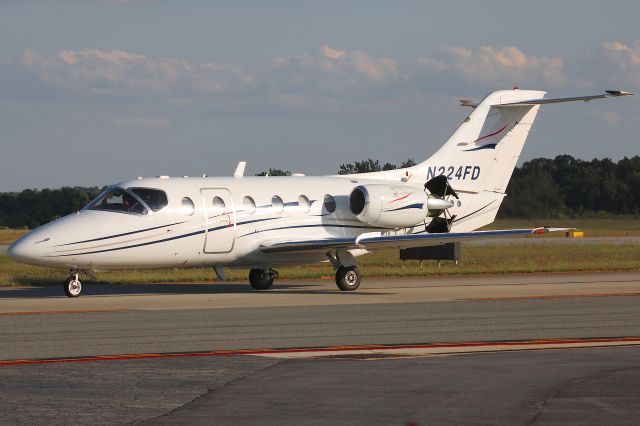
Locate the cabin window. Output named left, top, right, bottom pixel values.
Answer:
left=88, top=188, right=148, bottom=215
left=272, top=196, right=284, bottom=214
left=243, top=196, right=256, bottom=214
left=130, top=188, right=168, bottom=212
left=181, top=197, right=195, bottom=216
left=324, top=194, right=336, bottom=213
left=298, top=195, right=311, bottom=213
left=210, top=196, right=226, bottom=215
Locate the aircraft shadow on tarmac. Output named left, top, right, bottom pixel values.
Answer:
left=0, top=282, right=388, bottom=298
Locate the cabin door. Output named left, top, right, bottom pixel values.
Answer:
left=201, top=188, right=235, bottom=253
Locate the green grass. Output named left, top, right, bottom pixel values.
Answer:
left=2, top=243, right=640, bottom=287
left=0, top=229, right=26, bottom=245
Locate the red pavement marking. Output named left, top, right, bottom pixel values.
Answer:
left=0, top=309, right=127, bottom=316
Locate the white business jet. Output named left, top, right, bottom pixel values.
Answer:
left=8, top=88, right=632, bottom=297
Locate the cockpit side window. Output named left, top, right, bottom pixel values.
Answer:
left=87, top=188, right=148, bottom=215
left=130, top=188, right=168, bottom=212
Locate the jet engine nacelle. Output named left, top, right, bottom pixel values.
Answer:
left=349, top=184, right=434, bottom=228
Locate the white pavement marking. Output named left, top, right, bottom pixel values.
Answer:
left=255, top=340, right=640, bottom=359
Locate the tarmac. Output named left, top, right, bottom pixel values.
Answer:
left=1, top=271, right=640, bottom=424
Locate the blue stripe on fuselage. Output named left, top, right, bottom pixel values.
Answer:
left=56, top=220, right=189, bottom=246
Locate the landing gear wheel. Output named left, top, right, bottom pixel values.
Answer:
left=249, top=268, right=277, bottom=290
left=64, top=275, right=82, bottom=297
left=335, top=266, right=360, bottom=291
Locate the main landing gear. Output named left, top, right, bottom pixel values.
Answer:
left=249, top=268, right=279, bottom=290
left=64, top=271, right=82, bottom=297
left=328, top=250, right=361, bottom=291
left=335, top=265, right=361, bottom=291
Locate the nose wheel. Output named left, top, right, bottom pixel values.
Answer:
left=64, top=273, right=82, bottom=297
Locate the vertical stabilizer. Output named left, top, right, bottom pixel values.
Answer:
left=420, top=89, right=545, bottom=192
left=415, top=89, right=545, bottom=231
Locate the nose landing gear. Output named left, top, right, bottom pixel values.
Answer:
left=64, top=271, right=82, bottom=297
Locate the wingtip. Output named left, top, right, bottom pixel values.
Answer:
left=605, top=90, right=634, bottom=96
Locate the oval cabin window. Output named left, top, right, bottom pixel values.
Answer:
left=272, top=196, right=284, bottom=214
left=243, top=196, right=256, bottom=214
left=324, top=194, right=336, bottom=213
left=211, top=196, right=226, bottom=215
left=298, top=195, right=311, bottom=213
left=181, top=197, right=195, bottom=216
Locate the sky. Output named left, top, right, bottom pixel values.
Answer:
left=1, top=0, right=639, bottom=191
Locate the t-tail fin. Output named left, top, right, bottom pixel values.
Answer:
left=422, top=89, right=545, bottom=194
left=410, top=88, right=632, bottom=231
left=354, top=88, right=631, bottom=231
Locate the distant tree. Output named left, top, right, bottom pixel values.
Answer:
left=400, top=158, right=417, bottom=168
left=338, top=158, right=416, bottom=175
left=0, top=186, right=102, bottom=229
left=255, top=168, right=291, bottom=176
left=382, top=163, right=397, bottom=171
left=499, top=154, right=640, bottom=218
left=338, top=159, right=382, bottom=175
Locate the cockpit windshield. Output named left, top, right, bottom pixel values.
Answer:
left=87, top=188, right=148, bottom=215
left=130, top=188, right=168, bottom=212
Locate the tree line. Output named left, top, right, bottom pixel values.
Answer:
left=500, top=155, right=640, bottom=218
left=0, top=187, right=103, bottom=229
left=1, top=155, right=638, bottom=228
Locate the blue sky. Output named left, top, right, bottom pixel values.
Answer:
left=1, top=1, right=639, bottom=191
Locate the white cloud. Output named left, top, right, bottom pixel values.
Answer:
left=585, top=40, right=640, bottom=88
left=418, top=45, right=567, bottom=88
left=11, top=42, right=640, bottom=116
left=272, top=45, right=400, bottom=93
left=113, top=115, right=170, bottom=128
left=269, top=45, right=405, bottom=112
left=20, top=49, right=256, bottom=97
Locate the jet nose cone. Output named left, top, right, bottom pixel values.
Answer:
left=7, top=234, right=47, bottom=264
left=7, top=239, right=33, bottom=263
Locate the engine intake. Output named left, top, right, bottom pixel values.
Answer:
left=349, top=186, right=367, bottom=215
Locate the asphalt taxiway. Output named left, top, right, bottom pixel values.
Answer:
left=1, top=271, right=639, bottom=424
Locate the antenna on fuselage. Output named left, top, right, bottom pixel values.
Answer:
left=234, top=161, right=246, bottom=178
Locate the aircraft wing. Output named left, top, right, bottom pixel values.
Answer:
left=259, top=227, right=573, bottom=253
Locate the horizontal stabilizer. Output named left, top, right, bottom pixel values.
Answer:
left=459, top=90, right=632, bottom=109
left=500, top=90, right=633, bottom=107
left=260, top=227, right=573, bottom=253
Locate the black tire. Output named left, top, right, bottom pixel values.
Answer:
left=249, top=268, right=275, bottom=290
left=64, top=276, right=82, bottom=297
left=335, top=266, right=360, bottom=291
